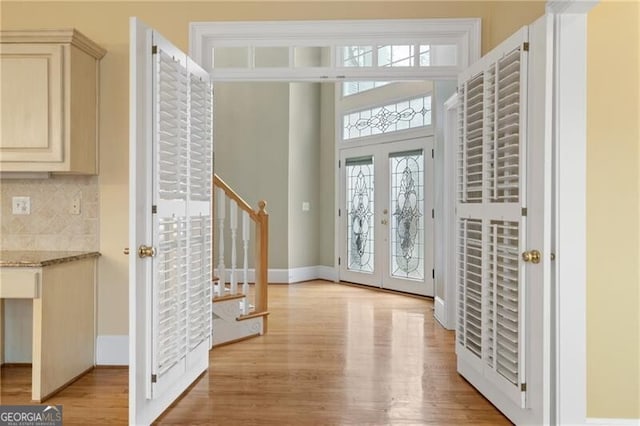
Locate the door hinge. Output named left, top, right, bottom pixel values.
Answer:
left=432, top=269, right=435, bottom=279
left=521, top=207, right=527, bottom=217
left=338, top=160, right=341, bottom=168
left=338, top=257, right=341, bottom=266
left=523, top=42, right=529, bottom=52
left=431, top=149, right=434, bottom=158
left=431, top=209, right=434, bottom=219
left=151, top=374, right=157, bottom=383
left=152, top=45, right=158, bottom=55
left=338, top=208, right=341, bottom=217
left=152, top=205, right=157, bottom=214
left=520, top=383, right=527, bottom=392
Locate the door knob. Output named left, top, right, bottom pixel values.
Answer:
left=522, top=250, right=541, bottom=264
left=123, top=247, right=130, bottom=255
left=381, top=219, right=388, bottom=225
left=138, top=245, right=156, bottom=258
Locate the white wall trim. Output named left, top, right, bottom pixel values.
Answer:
left=547, top=1, right=598, bottom=422
left=586, top=418, right=640, bottom=425
left=433, top=296, right=450, bottom=329
left=189, top=19, right=481, bottom=82
left=316, top=266, right=339, bottom=282
left=216, top=266, right=338, bottom=284
left=96, top=335, right=129, bottom=366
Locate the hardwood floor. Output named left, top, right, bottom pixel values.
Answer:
left=1, top=281, right=510, bottom=425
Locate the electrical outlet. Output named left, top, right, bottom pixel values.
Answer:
left=71, top=196, right=81, bottom=215
left=12, top=196, right=31, bottom=215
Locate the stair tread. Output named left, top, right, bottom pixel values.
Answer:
left=212, top=293, right=246, bottom=303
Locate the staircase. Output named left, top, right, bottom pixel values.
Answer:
left=211, top=174, right=269, bottom=347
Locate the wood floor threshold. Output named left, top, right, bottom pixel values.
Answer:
left=211, top=332, right=261, bottom=348
left=212, top=293, right=245, bottom=302
left=1, top=363, right=32, bottom=368
left=236, top=310, right=269, bottom=321
left=94, top=365, right=128, bottom=369
left=338, top=280, right=435, bottom=301
left=36, top=366, right=95, bottom=403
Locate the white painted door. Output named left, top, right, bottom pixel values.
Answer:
left=129, top=18, right=213, bottom=425
left=339, top=137, right=435, bottom=296
left=455, top=16, right=552, bottom=425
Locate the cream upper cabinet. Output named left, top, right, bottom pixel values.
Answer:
left=0, top=29, right=106, bottom=174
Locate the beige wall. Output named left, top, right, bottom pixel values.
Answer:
left=214, top=82, right=290, bottom=268
left=586, top=0, right=640, bottom=419
left=7, top=0, right=640, bottom=419
left=288, top=83, right=322, bottom=269
left=319, top=83, right=336, bottom=267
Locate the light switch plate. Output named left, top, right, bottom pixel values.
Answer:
left=302, top=202, right=310, bottom=212
left=12, top=196, right=31, bottom=215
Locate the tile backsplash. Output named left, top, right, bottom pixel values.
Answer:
left=0, top=175, right=98, bottom=251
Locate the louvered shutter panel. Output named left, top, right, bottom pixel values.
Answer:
left=186, top=67, right=213, bottom=353
left=456, top=29, right=528, bottom=408
left=151, top=47, right=213, bottom=397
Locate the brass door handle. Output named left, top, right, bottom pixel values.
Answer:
left=123, top=247, right=130, bottom=255
left=522, top=250, right=541, bottom=264
left=138, top=245, right=156, bottom=258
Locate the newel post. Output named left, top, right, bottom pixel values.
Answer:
left=255, top=200, right=269, bottom=333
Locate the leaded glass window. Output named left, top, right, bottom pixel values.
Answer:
left=390, top=150, right=424, bottom=280
left=346, top=156, right=375, bottom=273
left=343, top=95, right=432, bottom=140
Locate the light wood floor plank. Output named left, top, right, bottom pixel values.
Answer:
left=1, top=281, right=510, bottom=425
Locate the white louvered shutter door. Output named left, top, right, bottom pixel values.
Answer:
left=151, top=42, right=213, bottom=398
left=456, top=27, right=529, bottom=408
left=186, top=62, right=213, bottom=355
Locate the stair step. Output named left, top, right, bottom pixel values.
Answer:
left=237, top=311, right=269, bottom=321
left=212, top=293, right=245, bottom=303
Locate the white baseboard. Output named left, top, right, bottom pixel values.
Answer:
left=96, top=335, right=128, bottom=366
left=215, top=266, right=337, bottom=284
left=434, top=296, right=449, bottom=329
left=316, top=266, right=338, bottom=282
left=586, top=418, right=640, bottom=425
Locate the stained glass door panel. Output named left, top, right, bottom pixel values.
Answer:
left=346, top=156, right=375, bottom=274
left=383, top=141, right=434, bottom=296
left=339, top=138, right=434, bottom=296
left=390, top=150, right=425, bottom=280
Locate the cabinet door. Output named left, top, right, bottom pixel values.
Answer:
left=0, top=44, right=64, bottom=163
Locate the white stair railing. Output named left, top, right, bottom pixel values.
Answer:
left=212, top=174, right=269, bottom=331
left=242, top=211, right=250, bottom=314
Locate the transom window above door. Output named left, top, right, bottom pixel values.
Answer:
left=190, top=19, right=480, bottom=81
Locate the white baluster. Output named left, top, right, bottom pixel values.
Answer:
left=242, top=210, right=250, bottom=314
left=216, top=188, right=226, bottom=295
left=230, top=200, right=238, bottom=294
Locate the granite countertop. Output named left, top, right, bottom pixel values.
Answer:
left=0, top=251, right=101, bottom=267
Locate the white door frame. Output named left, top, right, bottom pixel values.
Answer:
left=188, top=5, right=595, bottom=421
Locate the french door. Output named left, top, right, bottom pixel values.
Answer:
left=129, top=18, right=213, bottom=425
left=455, top=16, right=552, bottom=425
left=339, top=137, right=434, bottom=296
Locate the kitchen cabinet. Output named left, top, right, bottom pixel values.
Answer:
left=0, top=251, right=99, bottom=401
left=0, top=29, right=106, bottom=174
